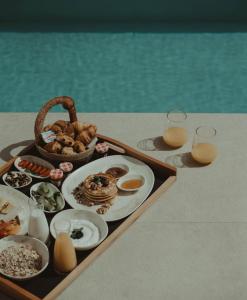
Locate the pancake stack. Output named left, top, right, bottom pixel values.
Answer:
left=83, top=173, right=117, bottom=204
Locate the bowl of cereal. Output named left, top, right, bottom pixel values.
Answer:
left=0, top=235, right=49, bottom=281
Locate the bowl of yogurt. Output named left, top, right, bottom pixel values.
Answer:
left=50, top=209, right=108, bottom=251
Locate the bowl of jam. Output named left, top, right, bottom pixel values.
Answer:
left=104, top=164, right=129, bottom=180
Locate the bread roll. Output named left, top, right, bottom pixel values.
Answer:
left=43, top=141, right=62, bottom=153
left=62, top=147, right=77, bottom=155
left=73, top=141, right=86, bottom=153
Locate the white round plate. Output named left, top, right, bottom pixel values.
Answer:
left=14, top=155, right=55, bottom=179
left=2, top=171, right=32, bottom=189
left=0, top=235, right=49, bottom=281
left=30, top=182, right=65, bottom=213
left=62, top=155, right=155, bottom=222
left=0, top=184, right=48, bottom=240
left=0, top=184, right=31, bottom=235
left=50, top=209, right=108, bottom=250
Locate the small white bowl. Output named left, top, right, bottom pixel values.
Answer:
left=2, top=171, right=32, bottom=189
left=0, top=235, right=49, bottom=281
left=117, top=174, right=145, bottom=192
left=103, top=164, right=129, bottom=179
left=50, top=209, right=108, bottom=251
left=30, top=182, right=65, bottom=214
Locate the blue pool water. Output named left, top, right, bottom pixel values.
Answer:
left=0, top=31, right=247, bottom=112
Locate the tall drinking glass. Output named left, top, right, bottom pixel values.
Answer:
left=163, top=110, right=188, bottom=148
left=191, top=126, right=218, bottom=164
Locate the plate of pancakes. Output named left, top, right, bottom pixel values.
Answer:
left=62, top=155, right=155, bottom=222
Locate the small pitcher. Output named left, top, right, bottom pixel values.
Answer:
left=28, top=199, right=49, bottom=243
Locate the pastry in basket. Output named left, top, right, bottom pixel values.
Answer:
left=62, top=146, right=77, bottom=155
left=76, top=131, right=92, bottom=145
left=42, top=119, right=97, bottom=154
left=49, top=124, right=63, bottom=134
left=43, top=141, right=62, bottom=154
left=48, top=120, right=75, bottom=138
left=73, top=141, right=86, bottom=153
left=56, top=133, right=75, bottom=147
left=75, top=123, right=97, bottom=145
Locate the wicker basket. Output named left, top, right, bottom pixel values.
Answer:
left=34, top=96, right=96, bottom=163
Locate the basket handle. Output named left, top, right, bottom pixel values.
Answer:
left=34, top=96, right=78, bottom=143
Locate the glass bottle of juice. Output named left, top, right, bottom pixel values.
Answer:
left=53, top=220, right=77, bottom=274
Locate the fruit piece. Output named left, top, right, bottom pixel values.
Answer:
left=21, top=160, right=29, bottom=168
left=26, top=162, right=34, bottom=170
left=18, top=160, right=25, bottom=167
left=35, top=166, right=43, bottom=174
left=31, top=164, right=39, bottom=173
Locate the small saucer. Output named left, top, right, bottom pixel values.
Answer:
left=117, top=174, right=145, bottom=192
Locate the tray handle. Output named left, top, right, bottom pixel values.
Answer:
left=34, top=96, right=78, bottom=144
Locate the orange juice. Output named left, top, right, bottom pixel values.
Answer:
left=163, top=127, right=188, bottom=148
left=191, top=143, right=217, bottom=164
left=54, top=232, right=77, bottom=273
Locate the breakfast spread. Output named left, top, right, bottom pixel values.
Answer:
left=0, top=243, right=42, bottom=277
left=18, top=159, right=51, bottom=177
left=3, top=171, right=32, bottom=188
left=42, top=120, right=97, bottom=155
left=0, top=96, right=160, bottom=298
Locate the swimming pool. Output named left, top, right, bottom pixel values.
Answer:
left=1, top=31, right=247, bottom=112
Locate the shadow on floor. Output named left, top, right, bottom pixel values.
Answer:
left=165, top=152, right=208, bottom=168
left=137, top=136, right=173, bottom=151
left=0, top=140, right=34, bottom=162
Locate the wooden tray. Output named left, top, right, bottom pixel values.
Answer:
left=0, top=134, right=176, bottom=300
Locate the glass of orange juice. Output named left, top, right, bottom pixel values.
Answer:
left=163, top=110, right=188, bottom=148
left=191, top=126, right=218, bottom=164
left=53, top=220, right=77, bottom=274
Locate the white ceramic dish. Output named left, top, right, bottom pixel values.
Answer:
left=2, top=171, right=32, bottom=189
left=0, top=184, right=31, bottom=235
left=50, top=209, right=108, bottom=250
left=0, top=235, right=49, bottom=281
left=30, top=182, right=65, bottom=214
left=117, top=174, right=145, bottom=192
left=62, top=155, right=155, bottom=222
left=0, top=185, right=49, bottom=242
left=14, top=155, right=55, bottom=179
